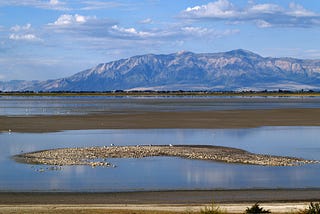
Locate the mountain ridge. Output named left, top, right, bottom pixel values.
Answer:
left=1, top=49, right=320, bottom=92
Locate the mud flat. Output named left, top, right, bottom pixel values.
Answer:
left=14, top=145, right=319, bottom=167
left=2, top=108, right=320, bottom=133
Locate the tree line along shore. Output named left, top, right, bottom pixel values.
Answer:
left=1, top=90, right=320, bottom=97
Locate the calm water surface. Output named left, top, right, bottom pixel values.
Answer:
left=0, top=127, right=320, bottom=192
left=1, top=96, right=320, bottom=115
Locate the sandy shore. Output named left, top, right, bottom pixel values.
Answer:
left=2, top=108, right=320, bottom=132
left=0, top=202, right=313, bottom=213
left=0, top=190, right=320, bottom=213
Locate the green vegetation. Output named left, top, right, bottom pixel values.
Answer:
left=200, top=202, right=226, bottom=214
left=299, top=202, right=320, bottom=214
left=245, top=203, right=271, bottom=214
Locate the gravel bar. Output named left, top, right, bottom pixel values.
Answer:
left=13, top=145, right=319, bottom=167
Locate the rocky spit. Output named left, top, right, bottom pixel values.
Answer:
left=13, top=145, right=319, bottom=167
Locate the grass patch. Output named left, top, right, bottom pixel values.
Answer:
left=200, top=202, right=226, bottom=214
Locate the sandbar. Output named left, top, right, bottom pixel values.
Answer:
left=14, top=145, right=318, bottom=167
left=2, top=108, right=320, bottom=132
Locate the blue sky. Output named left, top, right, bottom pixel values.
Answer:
left=1, top=0, right=320, bottom=81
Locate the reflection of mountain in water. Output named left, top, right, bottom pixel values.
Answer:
left=1, top=128, right=320, bottom=191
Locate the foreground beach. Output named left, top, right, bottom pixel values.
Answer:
left=0, top=203, right=313, bottom=214
left=1, top=190, right=320, bottom=213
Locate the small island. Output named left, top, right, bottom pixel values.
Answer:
left=14, top=145, right=319, bottom=167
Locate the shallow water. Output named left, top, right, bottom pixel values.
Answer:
left=0, top=127, right=320, bottom=192
left=1, top=96, right=320, bottom=115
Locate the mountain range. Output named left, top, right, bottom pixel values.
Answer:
left=1, top=49, right=320, bottom=92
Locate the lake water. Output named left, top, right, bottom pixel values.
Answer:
left=1, top=127, right=320, bottom=192
left=1, top=95, right=320, bottom=115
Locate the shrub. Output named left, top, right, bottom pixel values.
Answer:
left=245, top=203, right=271, bottom=214
left=300, top=202, right=320, bottom=214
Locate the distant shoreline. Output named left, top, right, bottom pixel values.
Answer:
left=1, top=90, right=320, bottom=97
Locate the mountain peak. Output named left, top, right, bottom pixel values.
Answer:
left=225, top=49, right=262, bottom=58
left=176, top=50, right=194, bottom=55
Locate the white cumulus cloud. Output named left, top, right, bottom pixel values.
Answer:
left=50, top=14, right=91, bottom=26
left=10, top=23, right=32, bottom=32
left=8, top=23, right=41, bottom=41
left=181, top=0, right=320, bottom=28
left=47, top=14, right=116, bottom=38
left=184, top=0, right=237, bottom=19
left=9, top=34, right=40, bottom=41
left=111, top=25, right=154, bottom=38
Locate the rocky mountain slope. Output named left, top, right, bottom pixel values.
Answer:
left=1, top=49, right=320, bottom=91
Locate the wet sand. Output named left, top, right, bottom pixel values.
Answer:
left=2, top=108, right=320, bottom=132
left=1, top=189, right=320, bottom=204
